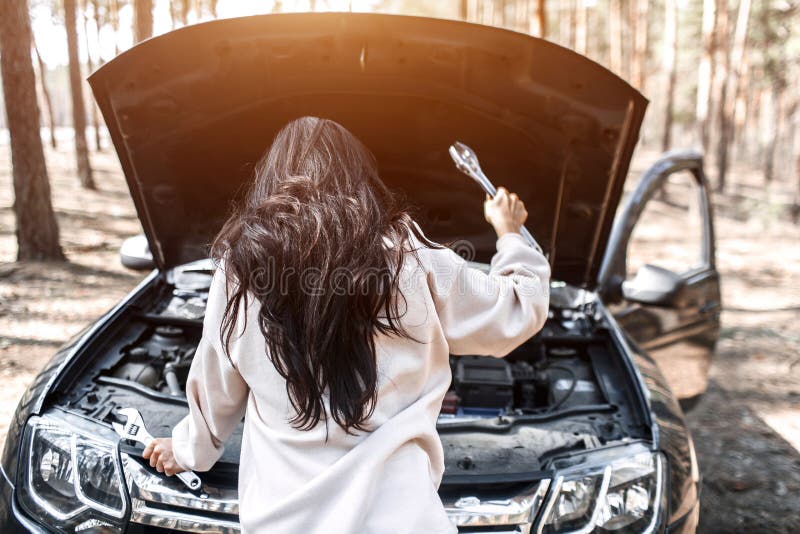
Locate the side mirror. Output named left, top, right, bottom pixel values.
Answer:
left=120, top=235, right=155, bottom=271
left=621, top=264, right=683, bottom=306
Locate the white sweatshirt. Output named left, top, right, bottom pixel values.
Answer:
left=172, top=231, right=551, bottom=534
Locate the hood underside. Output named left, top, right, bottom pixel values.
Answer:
left=89, top=12, right=647, bottom=287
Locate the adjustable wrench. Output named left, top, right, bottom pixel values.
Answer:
left=113, top=407, right=202, bottom=491
left=448, top=141, right=542, bottom=253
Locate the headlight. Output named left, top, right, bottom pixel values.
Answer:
left=538, top=448, right=665, bottom=533
left=17, top=416, right=128, bottom=533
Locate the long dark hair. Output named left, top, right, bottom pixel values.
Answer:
left=212, top=116, right=433, bottom=433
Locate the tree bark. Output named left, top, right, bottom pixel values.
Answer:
left=65, top=0, right=95, bottom=189
left=495, top=0, right=506, bottom=27
left=91, top=0, right=104, bottom=61
left=169, top=0, right=178, bottom=28
left=459, top=0, right=468, bottom=20
left=710, top=0, right=729, bottom=181
left=559, top=0, right=572, bottom=47
left=135, top=0, right=154, bottom=42
left=530, top=0, right=546, bottom=38
left=481, top=0, right=496, bottom=26
left=661, top=0, right=678, bottom=151
left=631, top=0, right=648, bottom=91
left=695, top=0, right=717, bottom=152
left=794, top=98, right=800, bottom=223
left=731, top=55, right=749, bottom=160
left=715, top=0, right=751, bottom=192
left=763, top=85, right=783, bottom=183
left=514, top=0, right=529, bottom=32
left=110, top=0, right=120, bottom=56
left=180, top=0, right=190, bottom=25
left=575, top=0, right=587, bottom=54
left=609, top=0, right=623, bottom=75
left=567, top=0, right=577, bottom=49
left=83, top=0, right=102, bottom=151
left=32, top=39, right=57, bottom=149
left=0, top=0, right=65, bottom=261
left=737, top=69, right=758, bottom=162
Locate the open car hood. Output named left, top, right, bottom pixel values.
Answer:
left=89, top=13, right=647, bottom=288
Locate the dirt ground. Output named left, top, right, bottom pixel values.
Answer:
left=1, top=140, right=798, bottom=532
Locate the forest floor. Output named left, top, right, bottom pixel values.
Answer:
left=1, top=141, right=799, bottom=532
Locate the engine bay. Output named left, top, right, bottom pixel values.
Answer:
left=55, top=265, right=650, bottom=480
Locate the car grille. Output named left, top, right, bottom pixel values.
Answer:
left=123, top=456, right=239, bottom=533
left=122, top=454, right=550, bottom=533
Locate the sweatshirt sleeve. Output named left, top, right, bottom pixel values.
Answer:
left=424, top=232, right=551, bottom=357
left=171, top=270, right=249, bottom=472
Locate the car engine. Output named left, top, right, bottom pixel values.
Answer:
left=99, top=323, right=605, bottom=416
left=57, top=265, right=647, bottom=478
left=68, top=268, right=611, bottom=419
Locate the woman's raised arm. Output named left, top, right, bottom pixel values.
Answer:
left=424, top=231, right=551, bottom=358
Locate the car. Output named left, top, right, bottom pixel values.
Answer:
left=0, top=12, right=720, bottom=534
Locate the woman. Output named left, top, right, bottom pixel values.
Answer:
left=143, top=116, right=550, bottom=533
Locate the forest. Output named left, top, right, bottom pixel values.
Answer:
left=1, top=3, right=800, bottom=531
left=1, top=0, right=799, bottom=260
left=0, top=0, right=797, bottom=260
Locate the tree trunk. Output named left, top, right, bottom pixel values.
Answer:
left=558, top=0, right=571, bottom=47
left=731, top=55, right=749, bottom=161
left=135, top=0, right=154, bottom=42
left=83, top=0, right=102, bottom=151
left=737, top=68, right=758, bottom=161
left=710, top=0, right=729, bottom=178
left=459, top=0, right=468, bottom=20
left=495, top=0, right=506, bottom=27
left=631, top=0, right=648, bottom=91
left=530, top=0, right=546, bottom=38
left=715, top=0, right=751, bottom=192
left=695, top=0, right=717, bottom=152
left=169, top=0, right=178, bottom=28
left=756, top=88, right=769, bottom=167
left=661, top=0, right=678, bottom=151
left=575, top=0, right=587, bottom=54
left=0, top=0, right=65, bottom=261
left=91, top=0, right=103, bottom=62
left=514, top=0, right=529, bottom=31
left=609, top=0, right=623, bottom=75
left=110, top=0, right=120, bottom=56
left=567, top=0, right=577, bottom=49
left=180, top=0, right=190, bottom=25
left=763, top=85, right=783, bottom=183
left=65, top=0, right=95, bottom=189
left=32, top=39, right=57, bottom=149
left=794, top=100, right=800, bottom=223
left=481, top=0, right=496, bottom=26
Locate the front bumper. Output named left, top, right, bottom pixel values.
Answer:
left=0, top=459, right=695, bottom=534
left=2, top=427, right=693, bottom=534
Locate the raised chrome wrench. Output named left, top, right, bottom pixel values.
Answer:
left=448, top=141, right=542, bottom=253
left=112, top=407, right=202, bottom=491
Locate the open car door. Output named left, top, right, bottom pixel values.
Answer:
left=599, top=150, right=722, bottom=406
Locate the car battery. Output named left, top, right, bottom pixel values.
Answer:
left=454, top=356, right=514, bottom=409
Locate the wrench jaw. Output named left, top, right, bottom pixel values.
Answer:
left=449, top=141, right=495, bottom=195
left=448, top=141, right=543, bottom=254
left=114, top=407, right=153, bottom=444
left=449, top=144, right=479, bottom=178
left=111, top=421, right=124, bottom=436
left=111, top=407, right=204, bottom=492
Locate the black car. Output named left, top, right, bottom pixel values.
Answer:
left=0, top=13, right=720, bottom=534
